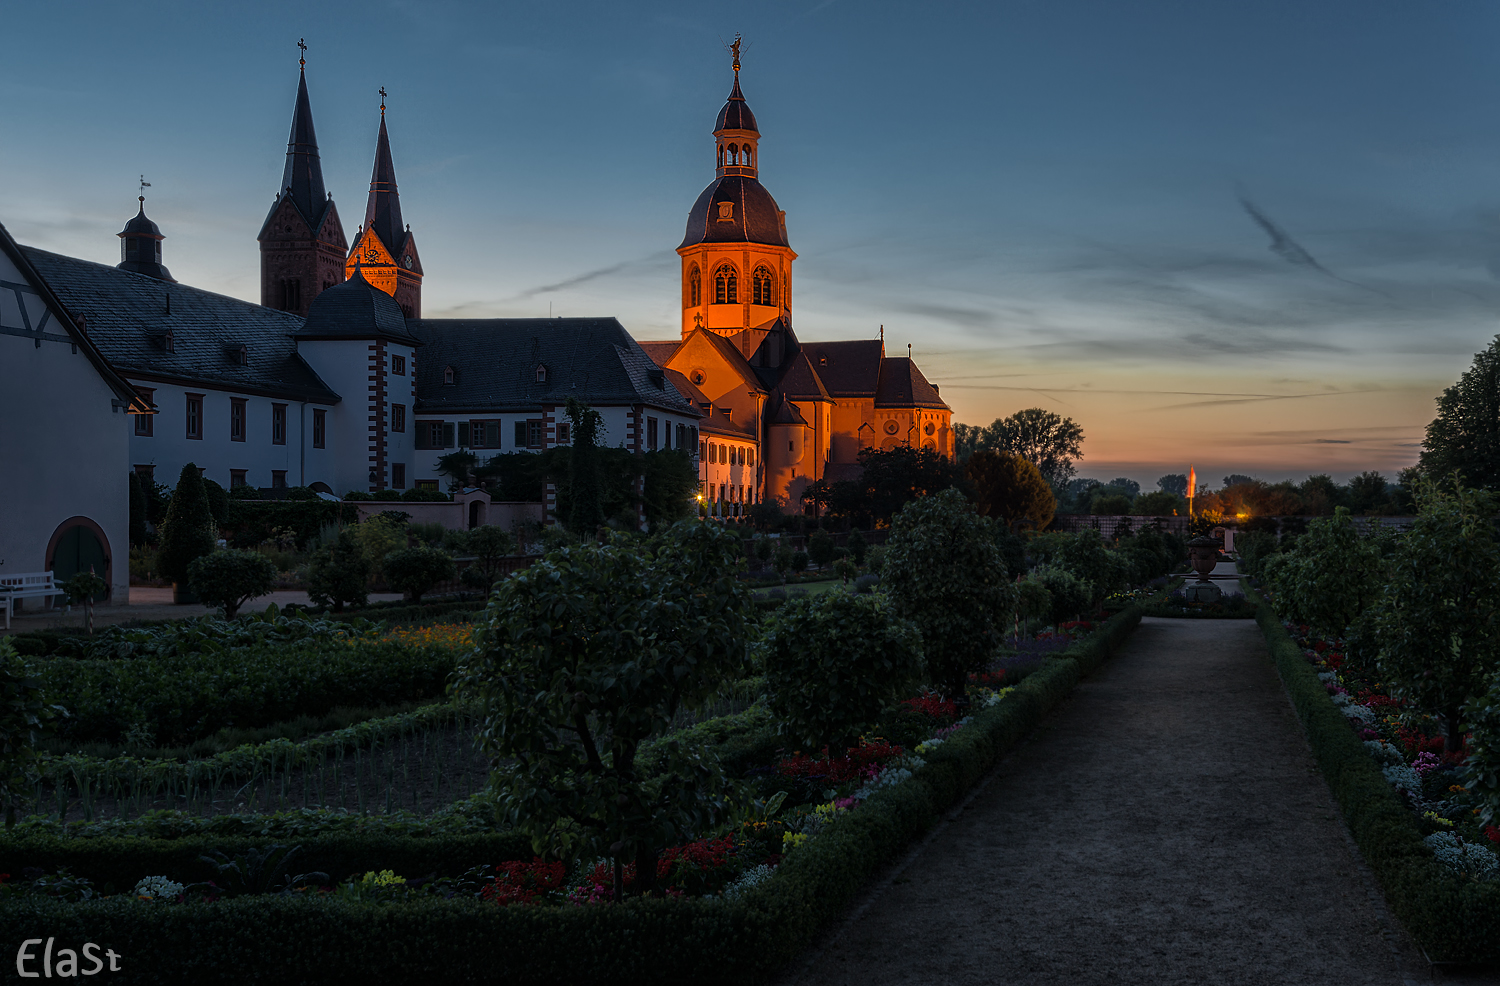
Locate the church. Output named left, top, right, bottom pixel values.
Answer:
left=0, top=45, right=952, bottom=595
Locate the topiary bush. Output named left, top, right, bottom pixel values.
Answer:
left=186, top=550, right=278, bottom=619
left=806, top=529, right=835, bottom=569
left=306, top=530, right=371, bottom=613
left=762, top=590, right=925, bottom=751
left=383, top=547, right=456, bottom=604
left=1029, top=565, right=1089, bottom=625
left=156, top=463, right=217, bottom=586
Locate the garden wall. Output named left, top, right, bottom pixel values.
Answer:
left=353, top=496, right=543, bottom=532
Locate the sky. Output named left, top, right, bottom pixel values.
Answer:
left=4, top=1, right=1499, bottom=491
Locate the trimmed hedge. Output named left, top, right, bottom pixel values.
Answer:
left=1252, top=595, right=1500, bottom=964
left=0, top=607, right=1144, bottom=983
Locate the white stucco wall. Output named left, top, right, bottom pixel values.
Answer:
left=0, top=252, right=131, bottom=603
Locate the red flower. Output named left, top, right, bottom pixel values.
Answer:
left=1485, top=826, right=1500, bottom=846
left=776, top=738, right=907, bottom=783
left=482, top=858, right=568, bottom=906
left=901, top=695, right=957, bottom=721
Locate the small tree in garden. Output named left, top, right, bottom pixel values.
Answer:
left=455, top=522, right=751, bottom=901
left=1269, top=507, right=1384, bottom=634
left=790, top=550, right=809, bottom=575
left=306, top=530, right=370, bottom=612
left=1421, top=334, right=1500, bottom=490
left=807, top=528, right=835, bottom=569
left=773, top=546, right=793, bottom=582
left=846, top=528, right=867, bottom=566
left=764, top=591, right=925, bottom=752
left=1013, top=576, right=1052, bottom=636
left=187, top=550, right=277, bottom=619
left=0, top=638, right=64, bottom=827
left=156, top=463, right=217, bottom=585
left=1370, top=483, right=1500, bottom=754
left=883, top=489, right=1015, bottom=701
left=754, top=535, right=774, bottom=570
left=60, top=570, right=107, bottom=635
left=384, top=546, right=456, bottom=603
left=966, top=450, right=1056, bottom=532
left=351, top=514, right=406, bottom=583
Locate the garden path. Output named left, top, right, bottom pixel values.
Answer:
left=780, top=615, right=1433, bottom=986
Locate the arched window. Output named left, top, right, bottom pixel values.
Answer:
left=744, top=145, right=753, bottom=168
left=728, top=143, right=739, bottom=164
left=687, top=265, right=701, bottom=308
left=717, top=145, right=725, bottom=169
left=752, top=266, right=775, bottom=306
left=714, top=265, right=737, bottom=305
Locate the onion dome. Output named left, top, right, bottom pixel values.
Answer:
left=117, top=198, right=175, bottom=282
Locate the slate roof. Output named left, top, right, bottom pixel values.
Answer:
left=715, top=77, right=759, bottom=133
left=680, top=176, right=789, bottom=248
left=663, top=368, right=755, bottom=438
left=636, top=340, right=681, bottom=366
left=0, top=223, right=149, bottom=412
left=767, top=392, right=808, bottom=426
left=875, top=357, right=948, bottom=410
left=800, top=340, right=884, bottom=397
left=776, top=351, right=833, bottom=402
left=297, top=267, right=418, bottom=345
left=409, top=317, right=701, bottom=417
left=261, top=68, right=332, bottom=237
left=20, top=246, right=340, bottom=404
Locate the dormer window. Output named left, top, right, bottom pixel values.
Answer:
left=231, top=344, right=248, bottom=366
left=536, top=364, right=548, bottom=383
left=443, top=365, right=456, bottom=385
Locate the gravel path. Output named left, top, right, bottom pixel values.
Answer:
left=780, top=616, right=1430, bottom=986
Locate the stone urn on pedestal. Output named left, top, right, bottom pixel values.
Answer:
left=1183, top=535, right=1223, bottom=603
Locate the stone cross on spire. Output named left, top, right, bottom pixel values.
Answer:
left=298, top=38, right=307, bottom=71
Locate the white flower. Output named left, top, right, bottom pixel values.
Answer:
left=1341, top=703, right=1376, bottom=725
left=1383, top=763, right=1422, bottom=795
left=1424, top=832, right=1499, bottom=881
left=133, top=875, right=185, bottom=901
left=722, top=864, right=775, bottom=900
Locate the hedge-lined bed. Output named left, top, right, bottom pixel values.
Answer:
left=1251, top=594, right=1500, bottom=965
left=0, top=606, right=1144, bottom=984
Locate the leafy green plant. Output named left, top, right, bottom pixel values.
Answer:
left=455, top=522, right=751, bottom=900
left=1269, top=506, right=1384, bottom=634
left=1029, top=566, right=1089, bottom=625
left=384, top=547, right=456, bottom=604
left=186, top=550, right=277, bottom=619
left=763, top=590, right=924, bottom=751
left=156, top=463, right=217, bottom=585
left=351, top=514, right=406, bottom=583
left=0, top=639, right=64, bottom=826
left=882, top=489, right=1014, bottom=700
left=198, top=844, right=329, bottom=897
left=59, top=571, right=108, bottom=634
left=846, top=529, right=867, bottom=565
left=306, top=530, right=371, bottom=613
left=1369, top=484, right=1500, bottom=752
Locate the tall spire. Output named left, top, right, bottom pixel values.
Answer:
left=279, top=40, right=328, bottom=228
left=363, top=96, right=404, bottom=252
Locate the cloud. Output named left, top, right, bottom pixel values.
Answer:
left=507, top=252, right=675, bottom=300
left=1314, top=438, right=1353, bottom=444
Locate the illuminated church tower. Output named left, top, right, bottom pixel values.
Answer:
left=677, top=41, right=797, bottom=368
left=345, top=93, right=423, bottom=318
left=258, top=46, right=348, bottom=316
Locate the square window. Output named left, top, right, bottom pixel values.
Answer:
left=391, top=403, right=406, bottom=433
left=185, top=394, right=203, bottom=440
left=313, top=409, right=326, bottom=449
left=272, top=404, right=287, bottom=445
left=230, top=399, right=246, bottom=442
left=557, top=422, right=571, bottom=444
left=230, top=469, right=247, bottom=487
left=415, top=479, right=439, bottom=492
left=391, top=354, right=406, bottom=375
left=271, top=470, right=287, bottom=488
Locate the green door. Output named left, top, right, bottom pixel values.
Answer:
left=53, top=525, right=109, bottom=602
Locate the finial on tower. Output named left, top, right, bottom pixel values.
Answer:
left=730, top=34, right=742, bottom=77
left=138, top=175, right=150, bottom=207
left=298, top=38, right=307, bottom=71
left=379, top=86, right=387, bottom=115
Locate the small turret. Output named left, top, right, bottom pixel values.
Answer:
left=117, top=196, right=175, bottom=282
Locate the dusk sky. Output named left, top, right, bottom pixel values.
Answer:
left=4, top=1, right=1499, bottom=489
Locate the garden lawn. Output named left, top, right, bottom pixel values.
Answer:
left=780, top=617, right=1424, bottom=986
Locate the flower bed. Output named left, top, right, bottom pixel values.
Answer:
left=0, top=605, right=1146, bottom=983
left=1250, top=591, right=1500, bottom=964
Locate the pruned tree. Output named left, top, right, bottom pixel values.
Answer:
left=1422, top=334, right=1500, bottom=490
left=965, top=450, right=1055, bottom=531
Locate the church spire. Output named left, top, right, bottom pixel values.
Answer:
left=714, top=36, right=759, bottom=179
left=278, top=39, right=329, bottom=229
left=363, top=92, right=404, bottom=254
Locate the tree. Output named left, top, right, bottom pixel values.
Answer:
left=60, top=570, right=108, bottom=634
left=986, top=408, right=1085, bottom=487
left=1106, top=478, right=1141, bottom=497
left=641, top=450, right=698, bottom=528
left=1222, top=474, right=1255, bottom=488
left=1346, top=471, right=1390, bottom=514
left=1369, top=483, right=1500, bottom=753
left=306, top=530, right=370, bottom=612
left=952, top=422, right=984, bottom=462
left=807, top=528, right=835, bottom=569
left=455, top=523, right=751, bottom=900
left=565, top=397, right=607, bottom=532
left=1157, top=474, right=1188, bottom=497
left=1131, top=491, right=1182, bottom=516
left=965, top=450, right=1055, bottom=531
left=384, top=546, right=456, bottom=603
left=764, top=591, right=924, bottom=751
left=1090, top=493, right=1132, bottom=515
left=1269, top=507, right=1384, bottom=635
left=1298, top=474, right=1342, bottom=516
left=128, top=472, right=149, bottom=547
left=157, top=463, right=217, bottom=586
left=882, top=489, right=1014, bottom=701
left=187, top=550, right=277, bottom=619
left=202, top=479, right=231, bottom=528
left=790, top=550, right=809, bottom=575
left=436, top=450, right=478, bottom=490
left=846, top=528, right=868, bottom=566
left=855, top=445, right=965, bottom=523
left=351, top=514, right=407, bottom=583
left=1422, top=335, right=1500, bottom=490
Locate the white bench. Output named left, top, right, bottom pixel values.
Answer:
left=0, top=572, right=66, bottom=630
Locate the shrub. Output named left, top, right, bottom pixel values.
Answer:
left=351, top=514, right=407, bottom=582
left=807, top=529, right=835, bottom=569
left=790, top=550, right=809, bottom=575
left=401, top=487, right=450, bottom=502
left=186, top=550, right=278, bottom=619
left=454, top=522, right=751, bottom=899
left=1236, top=530, right=1278, bottom=578
left=156, top=464, right=217, bottom=585
left=763, top=591, right=925, bottom=751
left=0, top=638, right=63, bottom=827
left=203, top=479, right=231, bottom=527
left=846, top=529, right=867, bottom=565
left=128, top=471, right=149, bottom=547
left=306, top=531, right=371, bottom=613
left=882, top=489, right=1014, bottom=700
left=407, top=522, right=447, bottom=547
left=1013, top=576, right=1052, bottom=630
left=1030, top=566, right=1089, bottom=625
left=1269, top=506, right=1384, bottom=634
left=384, top=547, right=456, bottom=604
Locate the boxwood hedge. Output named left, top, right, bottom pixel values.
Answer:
left=1252, top=594, right=1500, bottom=964
left=0, top=606, right=1144, bottom=983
